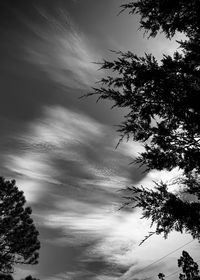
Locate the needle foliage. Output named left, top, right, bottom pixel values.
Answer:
left=87, top=0, right=200, bottom=242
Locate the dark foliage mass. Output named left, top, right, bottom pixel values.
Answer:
left=87, top=0, right=200, bottom=242
left=120, top=0, right=200, bottom=38
left=0, top=177, right=40, bottom=277
left=0, top=274, right=40, bottom=280
left=22, top=276, right=40, bottom=280
left=0, top=274, right=14, bottom=280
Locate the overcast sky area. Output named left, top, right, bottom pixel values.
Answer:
left=0, top=0, right=199, bottom=279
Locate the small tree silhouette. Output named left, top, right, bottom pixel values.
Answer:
left=22, top=276, right=40, bottom=280
left=178, top=251, right=200, bottom=280
left=0, top=177, right=40, bottom=275
left=158, top=251, right=200, bottom=280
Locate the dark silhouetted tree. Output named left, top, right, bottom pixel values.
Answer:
left=22, top=276, right=40, bottom=280
left=86, top=0, right=200, bottom=242
left=158, top=251, right=200, bottom=280
left=0, top=274, right=40, bottom=280
left=0, top=274, right=14, bottom=280
left=120, top=0, right=200, bottom=38
left=178, top=251, right=199, bottom=280
left=0, top=177, right=40, bottom=275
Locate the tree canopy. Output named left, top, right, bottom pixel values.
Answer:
left=87, top=0, right=200, bottom=242
left=120, top=0, right=200, bottom=38
left=0, top=177, right=40, bottom=275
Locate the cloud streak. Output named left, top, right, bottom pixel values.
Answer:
left=3, top=104, right=198, bottom=279
left=3, top=105, right=146, bottom=278
left=24, top=6, right=102, bottom=89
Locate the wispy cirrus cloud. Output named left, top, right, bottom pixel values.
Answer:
left=5, top=105, right=195, bottom=280
left=6, top=106, right=106, bottom=202
left=24, top=6, right=102, bottom=89
left=5, top=105, right=147, bottom=278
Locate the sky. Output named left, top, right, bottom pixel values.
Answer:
left=0, top=0, right=199, bottom=279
